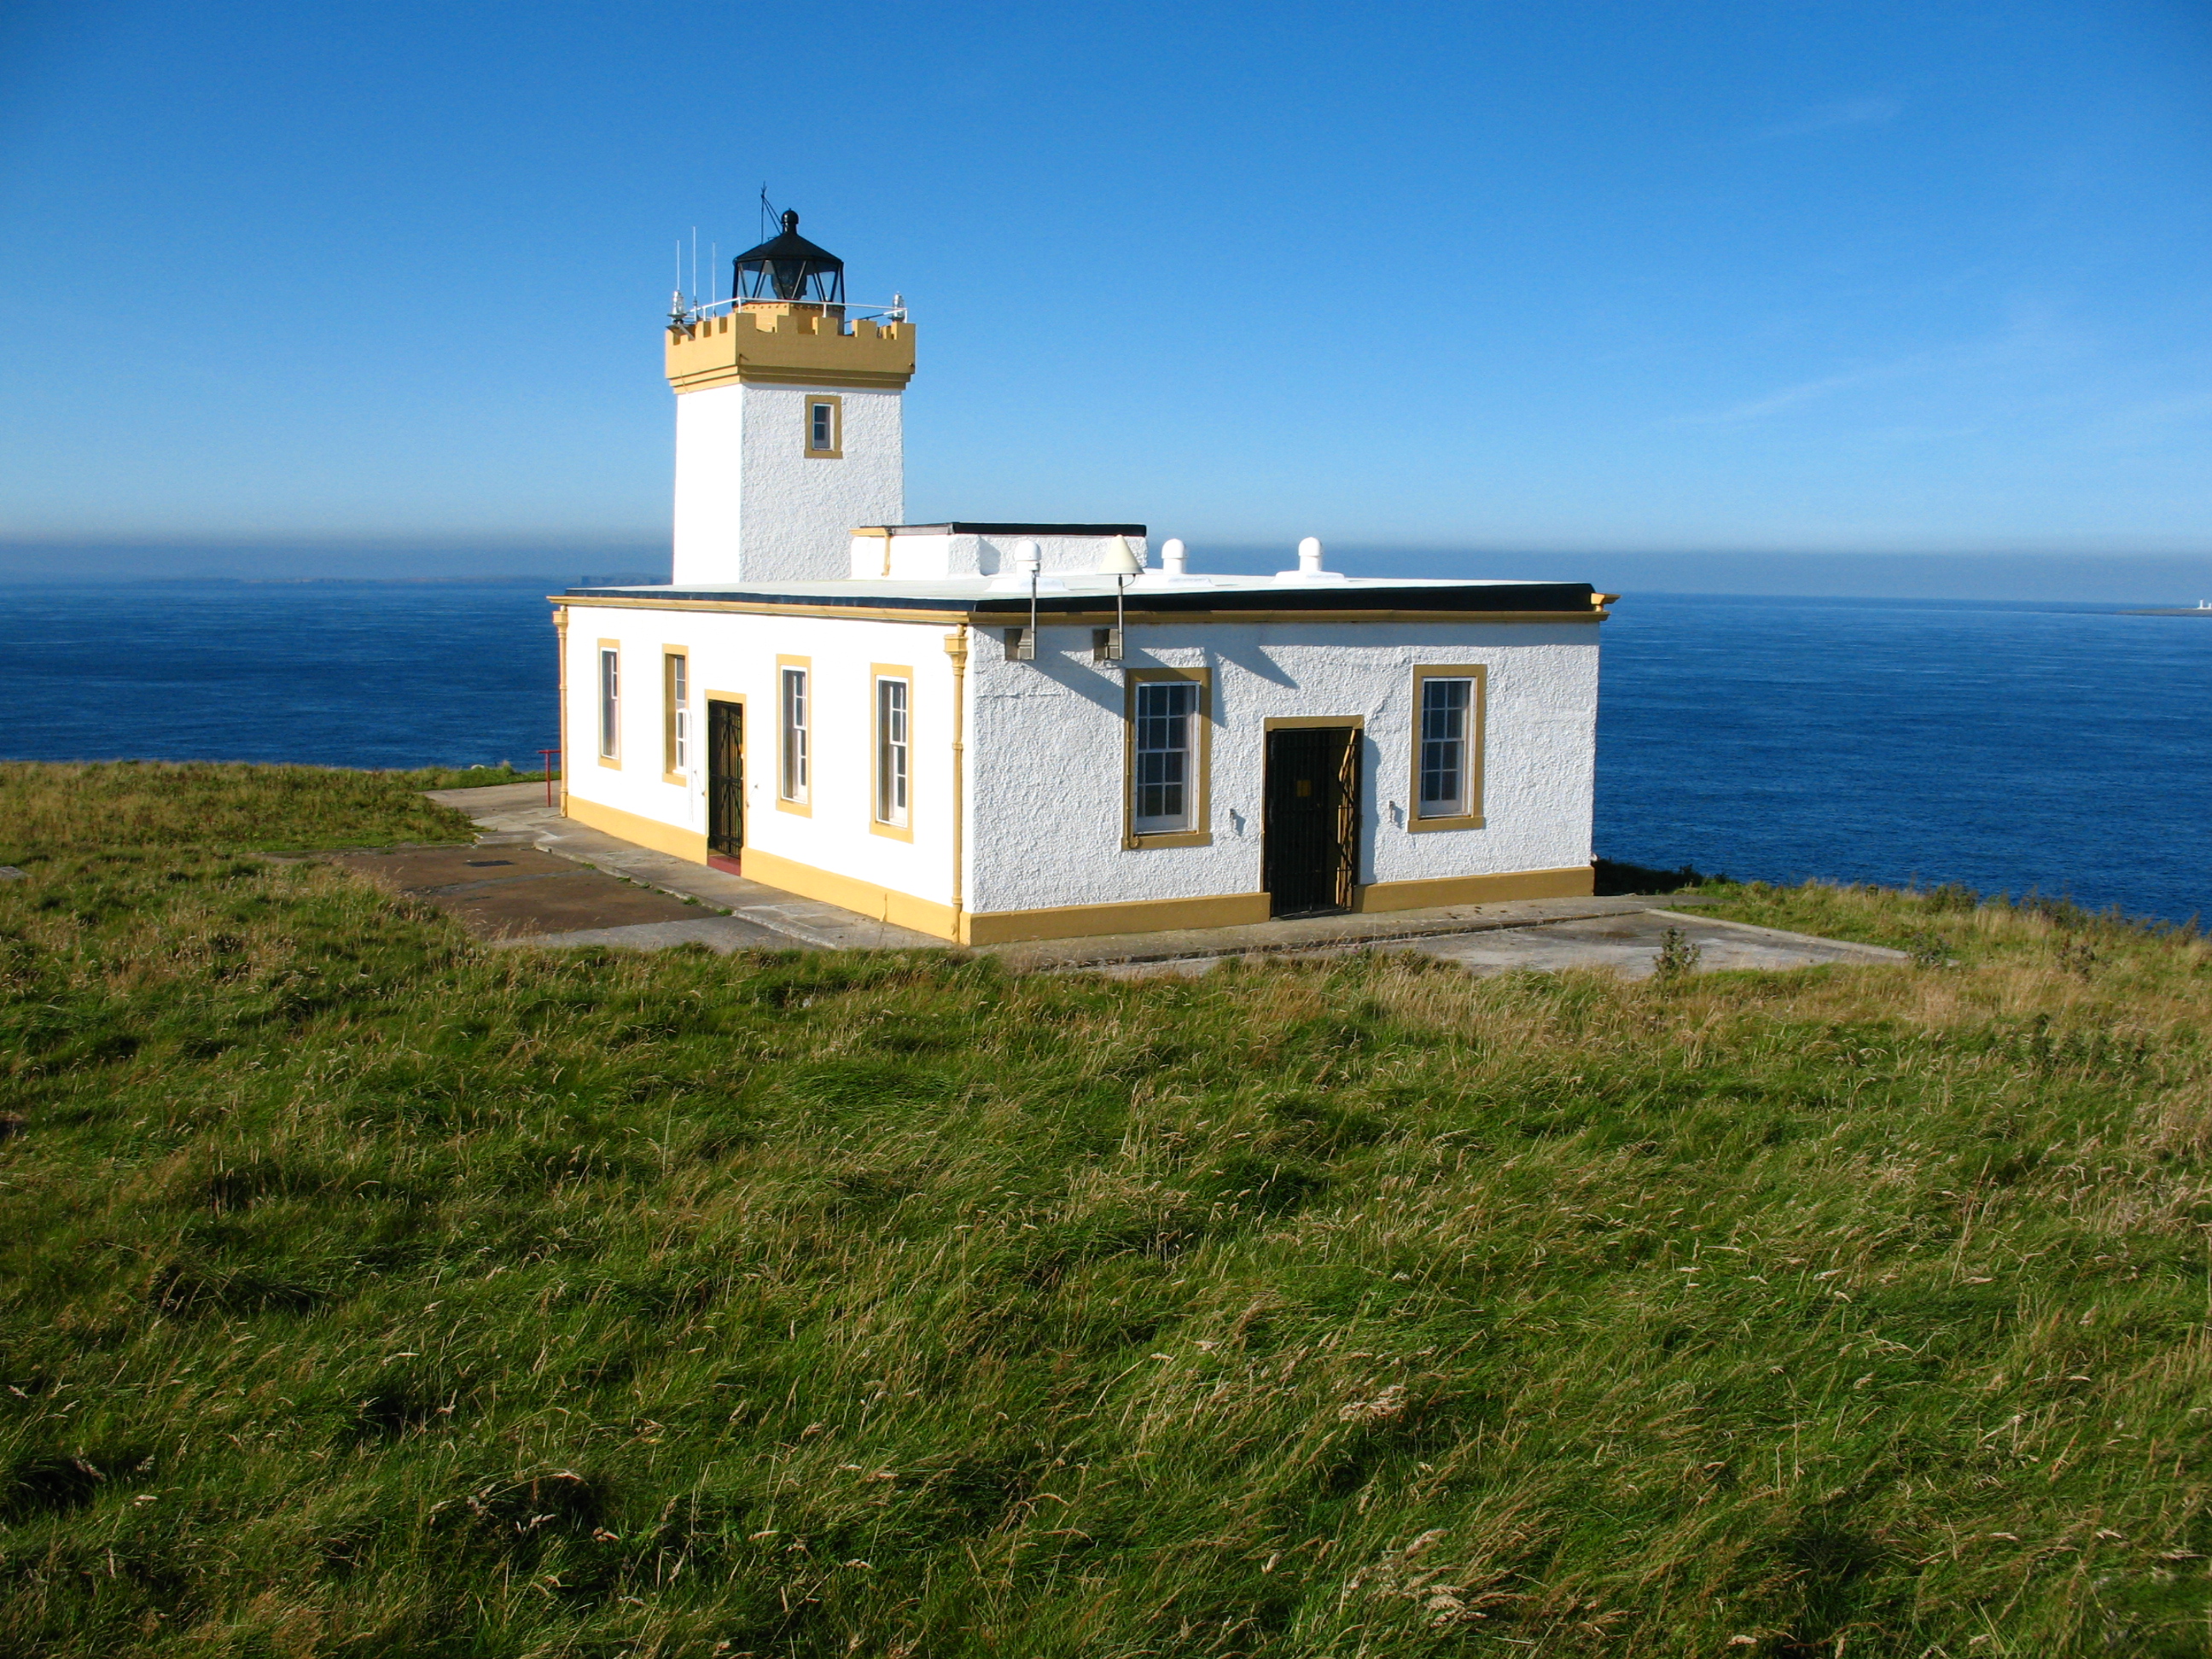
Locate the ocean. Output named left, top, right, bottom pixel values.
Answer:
left=3, top=581, right=2205, bottom=923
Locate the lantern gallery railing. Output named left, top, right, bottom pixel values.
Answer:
left=667, top=293, right=909, bottom=330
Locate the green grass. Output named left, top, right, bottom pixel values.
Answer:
left=0, top=760, right=542, bottom=857
left=402, top=764, right=556, bottom=793
left=2, top=764, right=2209, bottom=1657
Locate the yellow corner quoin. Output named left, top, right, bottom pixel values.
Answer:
left=666, top=304, right=916, bottom=393
left=563, top=795, right=709, bottom=866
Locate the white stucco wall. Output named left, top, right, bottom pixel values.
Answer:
left=849, top=532, right=1151, bottom=580
left=672, top=382, right=904, bottom=587
left=560, top=604, right=958, bottom=911
left=559, top=604, right=1599, bottom=928
left=963, top=620, right=1598, bottom=914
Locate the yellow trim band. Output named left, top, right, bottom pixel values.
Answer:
left=1353, top=865, right=1592, bottom=912
left=963, top=890, right=1273, bottom=946
left=739, top=846, right=958, bottom=940
left=564, top=794, right=709, bottom=864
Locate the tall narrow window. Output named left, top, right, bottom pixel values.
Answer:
left=875, top=676, right=910, bottom=827
left=1418, top=678, right=1472, bottom=817
left=779, top=667, right=809, bottom=801
left=1132, top=680, right=1199, bottom=834
left=1408, top=667, right=1485, bottom=829
left=664, top=652, right=689, bottom=776
left=597, top=647, right=620, bottom=760
left=805, top=397, right=841, bottom=457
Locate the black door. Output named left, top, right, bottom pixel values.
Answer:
left=707, top=700, right=744, bottom=859
left=1262, top=726, right=1360, bottom=917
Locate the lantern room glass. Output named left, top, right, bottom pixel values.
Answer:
left=731, top=210, right=847, bottom=306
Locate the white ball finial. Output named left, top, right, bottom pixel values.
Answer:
left=1298, top=537, right=1324, bottom=573
left=1161, top=538, right=1187, bottom=575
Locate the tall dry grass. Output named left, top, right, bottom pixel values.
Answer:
left=2, top=765, right=2209, bottom=1656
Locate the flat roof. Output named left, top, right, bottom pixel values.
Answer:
left=865, top=522, right=1149, bottom=537
left=560, top=573, right=1600, bottom=615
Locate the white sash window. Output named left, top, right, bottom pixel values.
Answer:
left=875, top=676, right=910, bottom=826
left=779, top=667, right=809, bottom=802
left=597, top=648, right=620, bottom=760
left=1132, top=680, right=1199, bottom=833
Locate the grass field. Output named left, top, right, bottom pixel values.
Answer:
left=2, top=763, right=2208, bottom=1657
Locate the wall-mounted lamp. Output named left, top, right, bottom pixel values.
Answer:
left=1014, top=539, right=1043, bottom=660
left=1094, top=535, right=1143, bottom=664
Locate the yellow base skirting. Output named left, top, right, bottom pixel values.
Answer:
left=961, top=891, right=1272, bottom=946
left=1353, top=864, right=1594, bottom=912
left=562, top=795, right=709, bottom=865
left=554, top=800, right=1593, bottom=946
left=737, top=847, right=961, bottom=941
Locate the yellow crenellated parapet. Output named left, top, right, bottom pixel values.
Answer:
left=665, top=302, right=915, bottom=393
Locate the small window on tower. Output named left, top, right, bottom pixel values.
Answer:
left=804, top=397, right=841, bottom=457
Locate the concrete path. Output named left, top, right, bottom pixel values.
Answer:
left=1397, top=908, right=1907, bottom=978
left=981, top=893, right=1722, bottom=972
left=417, top=783, right=1906, bottom=978
left=327, top=842, right=794, bottom=946
left=1086, top=910, right=1906, bottom=980
left=425, top=783, right=944, bottom=951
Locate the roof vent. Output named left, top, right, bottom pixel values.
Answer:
left=1276, top=536, right=1347, bottom=584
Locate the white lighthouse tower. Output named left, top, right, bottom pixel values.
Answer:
left=664, top=212, right=915, bottom=585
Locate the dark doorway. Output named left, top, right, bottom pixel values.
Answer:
left=707, top=700, right=744, bottom=868
left=1263, top=725, right=1360, bottom=917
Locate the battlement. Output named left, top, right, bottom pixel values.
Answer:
left=665, top=303, right=915, bottom=393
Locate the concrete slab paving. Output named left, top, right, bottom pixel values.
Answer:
left=1087, top=908, right=1907, bottom=981
left=426, top=783, right=942, bottom=950
left=980, top=893, right=1720, bottom=972
left=1383, top=907, right=1906, bottom=979
left=326, top=844, right=738, bottom=942
left=418, top=785, right=1900, bottom=979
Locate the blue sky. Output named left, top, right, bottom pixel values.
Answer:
left=3, top=0, right=2209, bottom=565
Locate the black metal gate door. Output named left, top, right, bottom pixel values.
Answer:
left=1262, top=726, right=1360, bottom=917
left=707, top=701, right=743, bottom=859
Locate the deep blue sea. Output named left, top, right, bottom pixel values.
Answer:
left=2, top=582, right=2206, bottom=923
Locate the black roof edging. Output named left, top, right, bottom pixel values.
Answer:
left=877, top=523, right=1149, bottom=537
left=561, top=582, right=1598, bottom=614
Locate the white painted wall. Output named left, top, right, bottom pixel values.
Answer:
left=561, top=603, right=958, bottom=909
left=672, top=382, right=904, bottom=587
left=963, top=620, right=1599, bottom=914
left=848, top=532, right=1150, bottom=580
left=562, top=602, right=1598, bottom=926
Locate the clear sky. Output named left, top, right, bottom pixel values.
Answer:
left=3, top=0, right=2209, bottom=562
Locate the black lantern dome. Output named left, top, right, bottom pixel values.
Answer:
left=731, top=210, right=845, bottom=306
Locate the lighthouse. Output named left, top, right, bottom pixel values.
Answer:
left=665, top=212, right=916, bottom=585
left=553, top=208, right=1608, bottom=946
